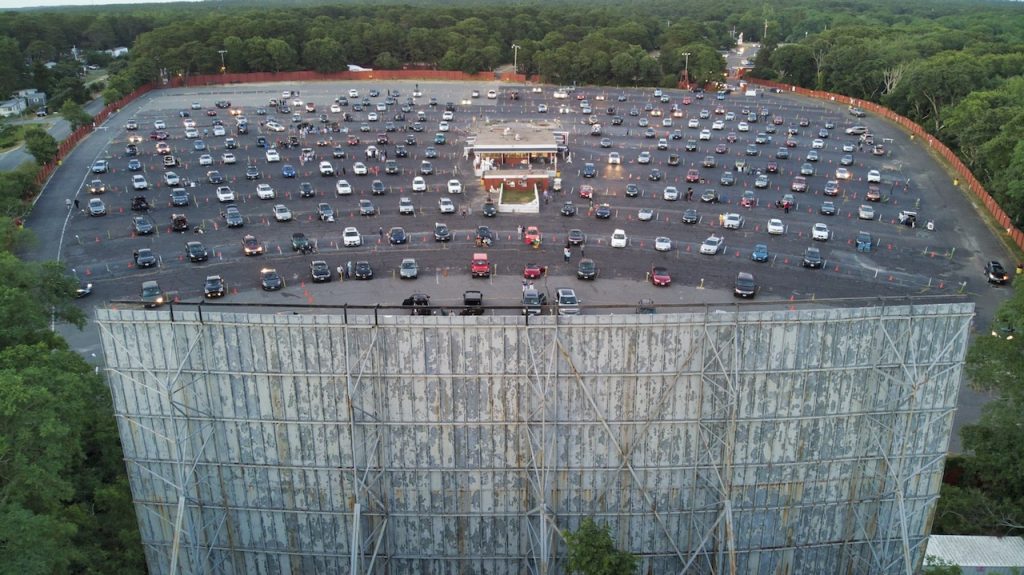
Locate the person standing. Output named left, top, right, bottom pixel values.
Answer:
left=563, top=247, right=571, bottom=262
left=73, top=198, right=80, bottom=209
left=378, top=226, right=384, bottom=240
left=65, top=198, right=72, bottom=210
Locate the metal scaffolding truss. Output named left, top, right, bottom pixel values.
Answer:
left=98, top=318, right=227, bottom=575
left=97, top=302, right=972, bottom=575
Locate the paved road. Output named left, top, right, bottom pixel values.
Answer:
left=29, top=80, right=1011, bottom=453
left=0, top=98, right=105, bottom=172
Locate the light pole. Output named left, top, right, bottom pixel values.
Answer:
left=511, top=44, right=521, bottom=75
left=681, top=52, right=691, bottom=88
left=217, top=50, right=227, bottom=74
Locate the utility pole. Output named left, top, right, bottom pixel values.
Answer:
left=764, top=19, right=769, bottom=43
left=217, top=50, right=227, bottom=74
left=681, top=52, right=691, bottom=89
left=511, top=44, right=521, bottom=75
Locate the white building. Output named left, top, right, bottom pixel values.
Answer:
left=925, top=535, right=1024, bottom=574
left=0, top=98, right=26, bottom=117
left=105, top=47, right=129, bottom=58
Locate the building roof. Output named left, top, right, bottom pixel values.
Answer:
left=471, top=121, right=559, bottom=153
left=926, top=535, right=1024, bottom=567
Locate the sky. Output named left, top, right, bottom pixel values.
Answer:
left=0, top=0, right=189, bottom=8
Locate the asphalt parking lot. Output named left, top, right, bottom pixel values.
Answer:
left=49, top=80, right=984, bottom=312
left=32, top=80, right=1016, bottom=452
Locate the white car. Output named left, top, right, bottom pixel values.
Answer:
left=438, top=121, right=450, bottom=132
left=654, top=236, right=672, bottom=252
left=447, top=179, right=462, bottom=194
left=266, top=149, right=281, bottom=162
left=163, top=172, right=180, bottom=186
left=256, top=183, right=275, bottom=199
left=858, top=204, right=875, bottom=220
left=699, top=129, right=712, bottom=141
left=712, top=120, right=725, bottom=130
left=342, top=226, right=362, bottom=247
left=336, top=179, right=352, bottom=195
left=348, top=89, right=359, bottom=98
left=154, top=119, right=166, bottom=130
left=700, top=235, right=724, bottom=255
left=319, top=161, right=334, bottom=176
left=265, top=121, right=285, bottom=132
left=330, top=103, right=342, bottom=113
left=221, top=152, right=236, bottom=164
left=688, top=118, right=700, bottom=129
left=723, top=213, right=743, bottom=229
left=867, top=169, right=881, bottom=183
left=132, top=174, right=149, bottom=190
left=213, top=125, right=226, bottom=137
left=367, top=112, right=378, bottom=122
left=198, top=154, right=213, bottom=166
left=412, top=177, right=427, bottom=192
left=183, top=119, right=196, bottom=129
left=399, top=197, right=415, bottom=215
left=184, top=128, right=199, bottom=139
left=438, top=197, right=456, bottom=213
left=737, top=122, right=750, bottom=132
left=835, top=167, right=851, bottom=180
left=487, top=90, right=498, bottom=99
left=638, top=208, right=654, bottom=221
left=353, top=162, right=368, bottom=175
left=538, top=104, right=548, bottom=113
left=273, top=204, right=292, bottom=222
left=767, top=218, right=785, bottom=235
left=610, top=229, right=628, bottom=248
left=608, top=152, right=621, bottom=165
left=638, top=151, right=651, bottom=164
left=215, top=186, right=235, bottom=202
left=812, top=222, right=830, bottom=241
left=812, top=138, right=825, bottom=149
left=442, top=110, right=454, bottom=121
left=663, top=186, right=679, bottom=201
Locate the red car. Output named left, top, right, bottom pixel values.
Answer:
left=682, top=96, right=692, bottom=105
left=686, top=169, right=700, bottom=183
left=714, top=143, right=728, bottom=154
left=347, top=135, right=360, bottom=145
left=785, top=138, right=798, bottom=148
left=523, top=263, right=545, bottom=279
left=726, top=132, right=738, bottom=142
left=579, top=184, right=594, bottom=199
left=524, top=225, right=542, bottom=245
left=206, top=109, right=217, bottom=116
left=791, top=176, right=808, bottom=192
left=650, top=266, right=672, bottom=286
left=766, top=161, right=779, bottom=174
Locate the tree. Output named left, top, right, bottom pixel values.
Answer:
left=935, top=276, right=1024, bottom=536
left=265, top=38, right=298, bottom=72
left=922, top=555, right=963, bottom=575
left=59, top=100, right=92, bottom=132
left=563, top=517, right=638, bottom=575
left=303, top=37, right=345, bottom=73
left=770, top=44, right=816, bottom=87
left=22, top=128, right=58, bottom=166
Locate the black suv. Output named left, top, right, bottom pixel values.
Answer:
left=434, top=222, right=451, bottom=241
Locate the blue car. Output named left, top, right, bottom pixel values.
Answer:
left=282, top=164, right=297, bottom=178
left=751, top=244, right=769, bottom=262
left=127, top=159, right=142, bottom=171
left=194, top=140, right=206, bottom=151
